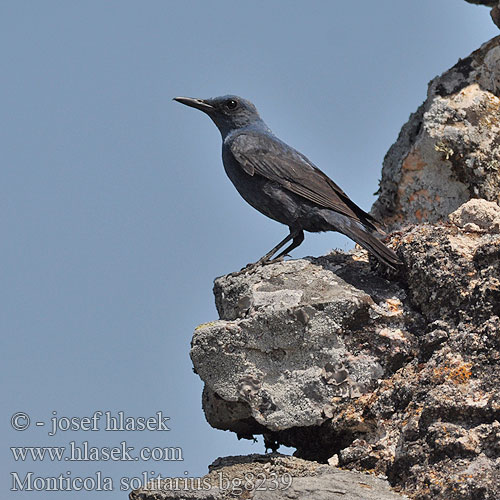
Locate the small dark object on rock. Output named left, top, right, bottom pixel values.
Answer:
left=492, top=4, right=500, bottom=28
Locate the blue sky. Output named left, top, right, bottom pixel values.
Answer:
left=1, top=1, right=497, bottom=498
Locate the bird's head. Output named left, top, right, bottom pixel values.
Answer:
left=174, top=95, right=264, bottom=138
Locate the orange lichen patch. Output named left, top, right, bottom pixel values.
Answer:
left=432, top=361, right=473, bottom=385
left=455, top=474, right=477, bottom=482
left=331, top=404, right=374, bottom=433
left=449, top=363, right=473, bottom=384
left=408, top=189, right=432, bottom=203
left=402, top=150, right=427, bottom=172
left=386, top=298, right=402, bottom=313
left=391, top=150, right=429, bottom=219
left=415, top=208, right=430, bottom=221
left=427, top=470, right=442, bottom=486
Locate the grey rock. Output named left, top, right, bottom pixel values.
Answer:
left=465, top=0, right=497, bottom=6
left=398, top=212, right=500, bottom=324
left=129, top=454, right=407, bottom=500
left=448, top=198, right=500, bottom=233
left=190, top=200, right=500, bottom=500
left=192, top=252, right=417, bottom=440
left=492, top=5, right=500, bottom=28
left=372, top=36, right=500, bottom=229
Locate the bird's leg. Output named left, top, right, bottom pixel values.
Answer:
left=256, top=230, right=296, bottom=264
left=270, top=230, right=304, bottom=262
left=236, top=229, right=303, bottom=275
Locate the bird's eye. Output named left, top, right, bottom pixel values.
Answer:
left=226, top=99, right=238, bottom=110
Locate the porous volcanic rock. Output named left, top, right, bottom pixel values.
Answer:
left=192, top=251, right=420, bottom=450
left=129, top=454, right=408, bottom=500
left=190, top=200, right=500, bottom=500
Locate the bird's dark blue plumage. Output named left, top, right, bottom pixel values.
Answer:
left=174, top=95, right=401, bottom=269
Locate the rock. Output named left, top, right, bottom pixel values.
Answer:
left=448, top=198, right=500, bottom=233
left=129, top=454, right=408, bottom=500
left=396, top=221, right=500, bottom=324
left=493, top=5, right=500, bottom=28
left=191, top=252, right=419, bottom=454
left=190, top=203, right=500, bottom=499
left=465, top=0, right=497, bottom=6
left=372, top=36, right=500, bottom=230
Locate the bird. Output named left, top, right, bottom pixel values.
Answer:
left=173, top=95, right=401, bottom=270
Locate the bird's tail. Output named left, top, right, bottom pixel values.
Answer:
left=348, top=225, right=401, bottom=269
left=325, top=213, right=401, bottom=269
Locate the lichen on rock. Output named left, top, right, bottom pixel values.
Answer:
left=189, top=202, right=500, bottom=499
left=191, top=254, right=417, bottom=440
left=372, top=36, right=500, bottom=230
left=448, top=198, right=500, bottom=233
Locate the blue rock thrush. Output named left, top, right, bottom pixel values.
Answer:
left=174, top=95, right=401, bottom=270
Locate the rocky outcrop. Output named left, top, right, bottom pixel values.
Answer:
left=371, top=36, right=500, bottom=230
left=194, top=252, right=418, bottom=444
left=189, top=200, right=500, bottom=500
left=465, top=0, right=497, bottom=6
left=130, top=454, right=408, bottom=500
left=448, top=198, right=500, bottom=233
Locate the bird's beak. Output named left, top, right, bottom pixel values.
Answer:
left=173, top=97, right=214, bottom=112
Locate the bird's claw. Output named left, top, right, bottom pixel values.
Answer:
left=228, top=261, right=261, bottom=277
left=229, top=253, right=292, bottom=278
left=267, top=255, right=285, bottom=264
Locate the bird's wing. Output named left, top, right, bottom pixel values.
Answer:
left=230, top=132, right=382, bottom=230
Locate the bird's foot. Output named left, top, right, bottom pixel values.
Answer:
left=228, top=252, right=297, bottom=278
left=228, top=261, right=261, bottom=277
left=275, top=253, right=293, bottom=261
left=267, top=255, right=285, bottom=264
left=229, top=256, right=286, bottom=277
left=242, top=261, right=261, bottom=272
